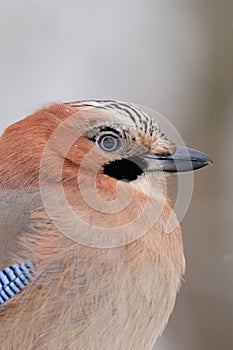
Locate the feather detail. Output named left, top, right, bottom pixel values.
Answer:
left=0, top=260, right=35, bottom=305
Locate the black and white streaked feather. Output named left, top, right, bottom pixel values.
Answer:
left=66, top=100, right=162, bottom=140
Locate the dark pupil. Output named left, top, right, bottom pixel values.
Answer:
left=101, top=136, right=116, bottom=150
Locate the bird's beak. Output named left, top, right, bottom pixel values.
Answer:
left=129, top=145, right=213, bottom=173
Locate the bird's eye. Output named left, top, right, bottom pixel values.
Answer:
left=97, top=134, right=120, bottom=152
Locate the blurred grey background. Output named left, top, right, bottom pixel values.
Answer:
left=0, top=1, right=232, bottom=349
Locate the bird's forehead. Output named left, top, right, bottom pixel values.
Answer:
left=68, top=100, right=160, bottom=136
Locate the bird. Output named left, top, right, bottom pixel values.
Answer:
left=0, top=100, right=212, bottom=349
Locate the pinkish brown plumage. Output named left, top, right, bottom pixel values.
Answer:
left=0, top=101, right=211, bottom=349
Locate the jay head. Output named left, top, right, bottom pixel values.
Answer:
left=0, top=100, right=212, bottom=349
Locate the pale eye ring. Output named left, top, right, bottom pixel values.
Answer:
left=98, top=134, right=120, bottom=152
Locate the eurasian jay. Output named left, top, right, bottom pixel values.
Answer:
left=0, top=100, right=212, bottom=349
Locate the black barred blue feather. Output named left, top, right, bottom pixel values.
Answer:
left=0, top=260, right=34, bottom=305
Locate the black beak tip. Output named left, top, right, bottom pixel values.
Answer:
left=192, top=157, right=213, bottom=171
left=206, top=156, right=213, bottom=165
left=189, top=149, right=213, bottom=170
left=205, top=159, right=213, bottom=168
